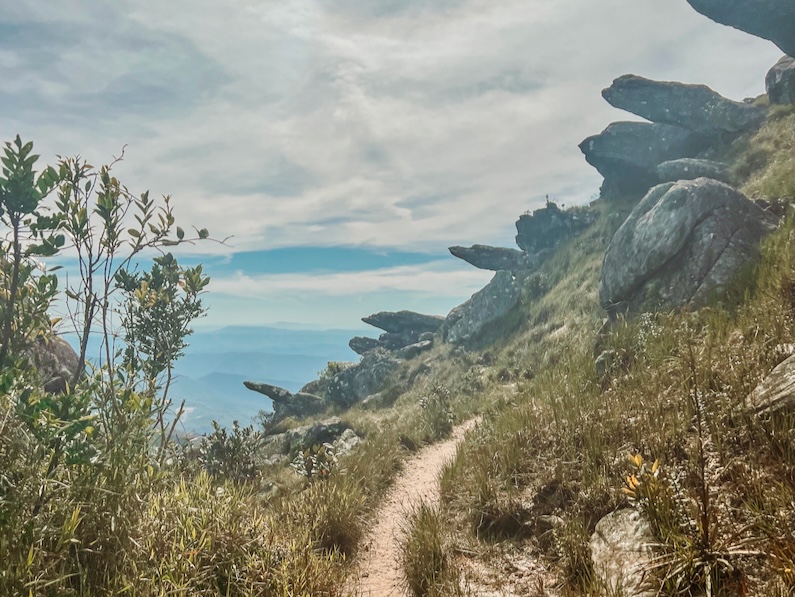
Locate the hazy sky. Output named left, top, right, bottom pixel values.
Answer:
left=0, top=0, right=783, bottom=329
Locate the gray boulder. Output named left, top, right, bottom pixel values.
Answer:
left=590, top=509, right=656, bottom=597
left=656, top=158, right=730, bottom=184
left=686, top=0, right=795, bottom=57
left=325, top=349, right=401, bottom=406
left=243, top=381, right=327, bottom=421
left=600, top=178, right=779, bottom=313
left=449, top=244, right=533, bottom=272
left=747, top=354, right=794, bottom=416
left=444, top=270, right=521, bottom=344
left=579, top=121, right=705, bottom=194
left=515, top=202, right=596, bottom=253
left=362, top=310, right=444, bottom=335
left=27, top=336, right=79, bottom=394
left=396, top=340, right=433, bottom=359
left=378, top=330, right=421, bottom=350
left=602, top=75, right=766, bottom=134
left=766, top=56, right=795, bottom=104
left=349, top=336, right=380, bottom=355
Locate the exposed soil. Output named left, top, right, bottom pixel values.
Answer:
left=347, top=418, right=480, bottom=597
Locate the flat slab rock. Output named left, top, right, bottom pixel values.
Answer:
left=747, top=354, right=794, bottom=416
left=602, top=74, right=765, bottom=134
left=362, top=310, right=444, bottom=335
left=656, top=158, right=730, bottom=184
left=600, top=178, right=779, bottom=313
left=449, top=244, right=532, bottom=272
left=590, top=509, right=656, bottom=597
left=687, top=0, right=795, bottom=57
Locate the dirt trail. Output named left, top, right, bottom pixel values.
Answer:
left=347, top=418, right=480, bottom=597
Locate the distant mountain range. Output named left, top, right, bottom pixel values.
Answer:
left=65, top=325, right=368, bottom=433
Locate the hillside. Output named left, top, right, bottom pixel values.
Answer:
left=1, top=1, right=793, bottom=596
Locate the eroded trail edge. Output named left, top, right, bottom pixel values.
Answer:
left=348, top=418, right=480, bottom=597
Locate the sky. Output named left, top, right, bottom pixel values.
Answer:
left=0, top=0, right=784, bottom=330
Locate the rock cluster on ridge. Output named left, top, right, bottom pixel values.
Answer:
left=514, top=201, right=596, bottom=253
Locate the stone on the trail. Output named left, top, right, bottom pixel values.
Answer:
left=766, top=56, right=795, bottom=105
left=590, top=509, right=656, bottom=597
left=656, top=158, right=730, bottom=183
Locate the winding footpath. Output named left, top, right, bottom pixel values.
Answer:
left=347, top=418, right=480, bottom=597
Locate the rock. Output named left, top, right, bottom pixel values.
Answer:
left=600, top=179, right=779, bottom=313
left=26, top=336, right=79, bottom=394
left=362, top=310, right=444, bottom=335
left=579, top=122, right=705, bottom=194
left=445, top=271, right=522, bottom=344
left=602, top=75, right=766, bottom=135
left=325, top=349, right=402, bottom=407
left=766, top=56, right=795, bottom=104
left=656, top=158, right=730, bottom=184
left=515, top=202, right=596, bottom=253
left=333, top=428, right=362, bottom=456
left=590, top=509, right=656, bottom=597
left=686, top=0, right=795, bottom=57
left=288, top=417, right=348, bottom=448
left=747, top=355, right=794, bottom=416
left=449, top=244, right=533, bottom=272
left=349, top=336, right=380, bottom=355
left=378, top=330, right=421, bottom=350
left=243, top=381, right=327, bottom=421
left=396, top=340, right=433, bottom=359
left=418, top=331, right=435, bottom=342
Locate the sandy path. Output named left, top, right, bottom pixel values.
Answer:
left=347, top=418, right=480, bottom=597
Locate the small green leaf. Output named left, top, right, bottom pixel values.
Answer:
left=128, top=228, right=141, bottom=237
left=176, top=226, right=185, bottom=240
left=198, top=228, right=209, bottom=239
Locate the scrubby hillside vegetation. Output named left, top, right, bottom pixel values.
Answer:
left=2, top=4, right=794, bottom=597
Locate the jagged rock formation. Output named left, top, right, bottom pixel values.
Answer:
left=747, top=354, right=794, bottom=416
left=766, top=56, right=795, bottom=105
left=686, top=0, right=795, bottom=57
left=579, top=121, right=704, bottom=193
left=243, top=381, right=327, bottom=420
left=448, top=244, right=533, bottom=272
left=514, top=201, right=596, bottom=253
left=602, top=75, right=766, bottom=135
left=324, top=349, right=401, bottom=406
left=656, top=158, right=730, bottom=184
left=362, top=310, right=444, bottom=335
left=349, top=336, right=381, bottom=356
left=26, top=336, right=79, bottom=394
left=443, top=270, right=521, bottom=344
left=590, top=509, right=656, bottom=597
left=600, top=178, right=779, bottom=314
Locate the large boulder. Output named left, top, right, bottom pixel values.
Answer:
left=444, top=270, right=521, bottom=344
left=656, top=158, right=730, bottom=184
left=590, top=509, right=656, bottom=597
left=362, top=310, right=444, bottom=335
left=602, top=75, right=766, bottom=135
left=349, top=336, right=380, bottom=355
left=600, top=178, right=779, bottom=313
left=579, top=122, right=705, bottom=194
left=686, top=0, right=795, bottom=57
left=515, top=202, right=596, bottom=253
left=448, top=244, right=534, bottom=272
left=766, top=56, right=795, bottom=105
left=243, top=381, right=327, bottom=421
left=27, top=336, right=79, bottom=394
left=325, top=349, right=401, bottom=407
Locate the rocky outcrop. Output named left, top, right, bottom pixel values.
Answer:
left=264, top=416, right=356, bottom=452
left=686, top=0, right=795, bottom=57
left=243, top=381, right=327, bottom=421
left=396, top=340, right=433, bottom=359
left=27, top=336, right=79, bottom=394
left=515, top=202, right=596, bottom=253
left=766, top=56, right=795, bottom=105
left=449, top=244, right=533, bottom=272
left=656, top=158, right=730, bottom=184
left=747, top=354, right=794, bottom=416
left=349, top=336, right=381, bottom=356
left=602, top=75, right=766, bottom=135
left=362, top=311, right=444, bottom=335
left=444, top=270, right=521, bottom=344
left=579, top=122, right=704, bottom=194
left=600, top=178, right=779, bottom=314
left=325, top=349, right=401, bottom=407
left=590, top=509, right=656, bottom=597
